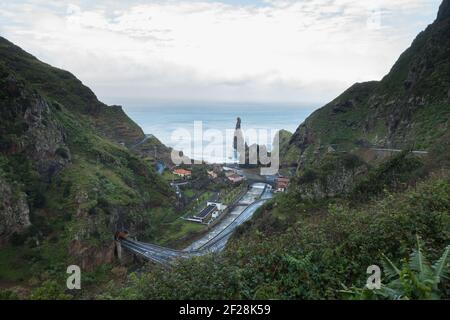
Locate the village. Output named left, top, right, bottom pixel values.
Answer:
left=165, top=163, right=290, bottom=227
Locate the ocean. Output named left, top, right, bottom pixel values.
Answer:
left=124, top=102, right=317, bottom=163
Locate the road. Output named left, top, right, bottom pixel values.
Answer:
left=370, top=148, right=428, bottom=155
left=120, top=183, right=272, bottom=263
left=130, top=134, right=154, bottom=149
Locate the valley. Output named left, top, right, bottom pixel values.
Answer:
left=0, top=0, right=449, bottom=301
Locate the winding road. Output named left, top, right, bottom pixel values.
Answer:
left=120, top=183, right=272, bottom=264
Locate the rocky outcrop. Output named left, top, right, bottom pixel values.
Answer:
left=437, top=0, right=450, bottom=22
left=295, top=154, right=368, bottom=200
left=296, top=167, right=366, bottom=200
left=24, top=96, right=70, bottom=180
left=233, top=117, right=245, bottom=153
left=0, top=177, right=30, bottom=245
left=0, top=67, right=73, bottom=244
left=1, top=71, right=71, bottom=180
left=68, top=240, right=115, bottom=272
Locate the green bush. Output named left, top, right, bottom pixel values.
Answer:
left=105, top=173, right=449, bottom=300
left=350, top=151, right=424, bottom=201
left=30, top=280, right=72, bottom=300
left=0, top=289, right=19, bottom=300
left=342, top=237, right=450, bottom=300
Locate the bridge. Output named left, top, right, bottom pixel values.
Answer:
left=117, top=184, right=272, bottom=264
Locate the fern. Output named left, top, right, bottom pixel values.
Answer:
left=409, top=235, right=433, bottom=281
left=283, top=252, right=312, bottom=271
left=432, top=245, right=450, bottom=285
left=344, top=236, right=450, bottom=300
left=381, top=253, right=401, bottom=280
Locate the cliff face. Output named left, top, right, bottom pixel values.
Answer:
left=0, top=69, right=71, bottom=178
left=0, top=37, right=145, bottom=147
left=0, top=65, right=70, bottom=244
left=284, top=0, right=450, bottom=167
left=438, top=0, right=450, bottom=21
left=0, top=177, right=30, bottom=245
left=0, top=39, right=175, bottom=271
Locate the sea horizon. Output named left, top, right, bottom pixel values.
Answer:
left=124, top=102, right=317, bottom=163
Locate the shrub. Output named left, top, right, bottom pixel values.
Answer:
left=30, top=280, right=72, bottom=300
left=342, top=237, right=450, bottom=300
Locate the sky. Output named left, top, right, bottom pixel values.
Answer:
left=0, top=0, right=443, bottom=107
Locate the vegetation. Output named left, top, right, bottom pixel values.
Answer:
left=343, top=237, right=450, bottom=300
left=0, top=37, right=144, bottom=146
left=349, top=151, right=425, bottom=202
left=2, top=1, right=450, bottom=301
left=0, top=36, right=176, bottom=291
left=281, top=1, right=450, bottom=164
left=30, top=280, right=72, bottom=300
left=104, top=171, right=450, bottom=299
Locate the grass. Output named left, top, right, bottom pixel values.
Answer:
left=219, top=185, right=245, bottom=205
left=183, top=188, right=195, bottom=198
left=0, top=246, right=33, bottom=283
left=0, top=237, right=69, bottom=286
left=162, top=170, right=177, bottom=182
left=156, top=219, right=206, bottom=248
left=183, top=191, right=214, bottom=218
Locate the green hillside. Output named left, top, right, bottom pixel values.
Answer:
left=0, top=39, right=176, bottom=290
left=283, top=1, right=450, bottom=166
left=0, top=37, right=144, bottom=146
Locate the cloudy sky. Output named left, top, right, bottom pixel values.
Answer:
left=0, top=0, right=443, bottom=107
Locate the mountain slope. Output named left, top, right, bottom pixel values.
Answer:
left=0, top=38, right=176, bottom=284
left=283, top=0, right=450, bottom=167
left=0, top=37, right=144, bottom=146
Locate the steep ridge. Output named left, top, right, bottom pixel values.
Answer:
left=0, top=37, right=144, bottom=146
left=0, top=39, right=176, bottom=276
left=283, top=0, right=450, bottom=167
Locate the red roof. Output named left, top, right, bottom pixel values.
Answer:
left=173, top=169, right=191, bottom=175
left=228, top=174, right=244, bottom=182
left=276, top=177, right=290, bottom=189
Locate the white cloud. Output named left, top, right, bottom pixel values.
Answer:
left=0, top=0, right=442, bottom=106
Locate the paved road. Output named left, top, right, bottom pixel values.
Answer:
left=130, top=134, right=154, bottom=149
left=370, top=148, right=428, bottom=155
left=121, top=183, right=272, bottom=263
left=197, top=196, right=271, bottom=253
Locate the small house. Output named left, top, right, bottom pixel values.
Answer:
left=275, top=177, right=290, bottom=192
left=227, top=173, right=244, bottom=184
left=173, top=168, right=192, bottom=178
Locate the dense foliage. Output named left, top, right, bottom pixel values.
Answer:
left=103, top=172, right=450, bottom=300
left=343, top=237, right=450, bottom=300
